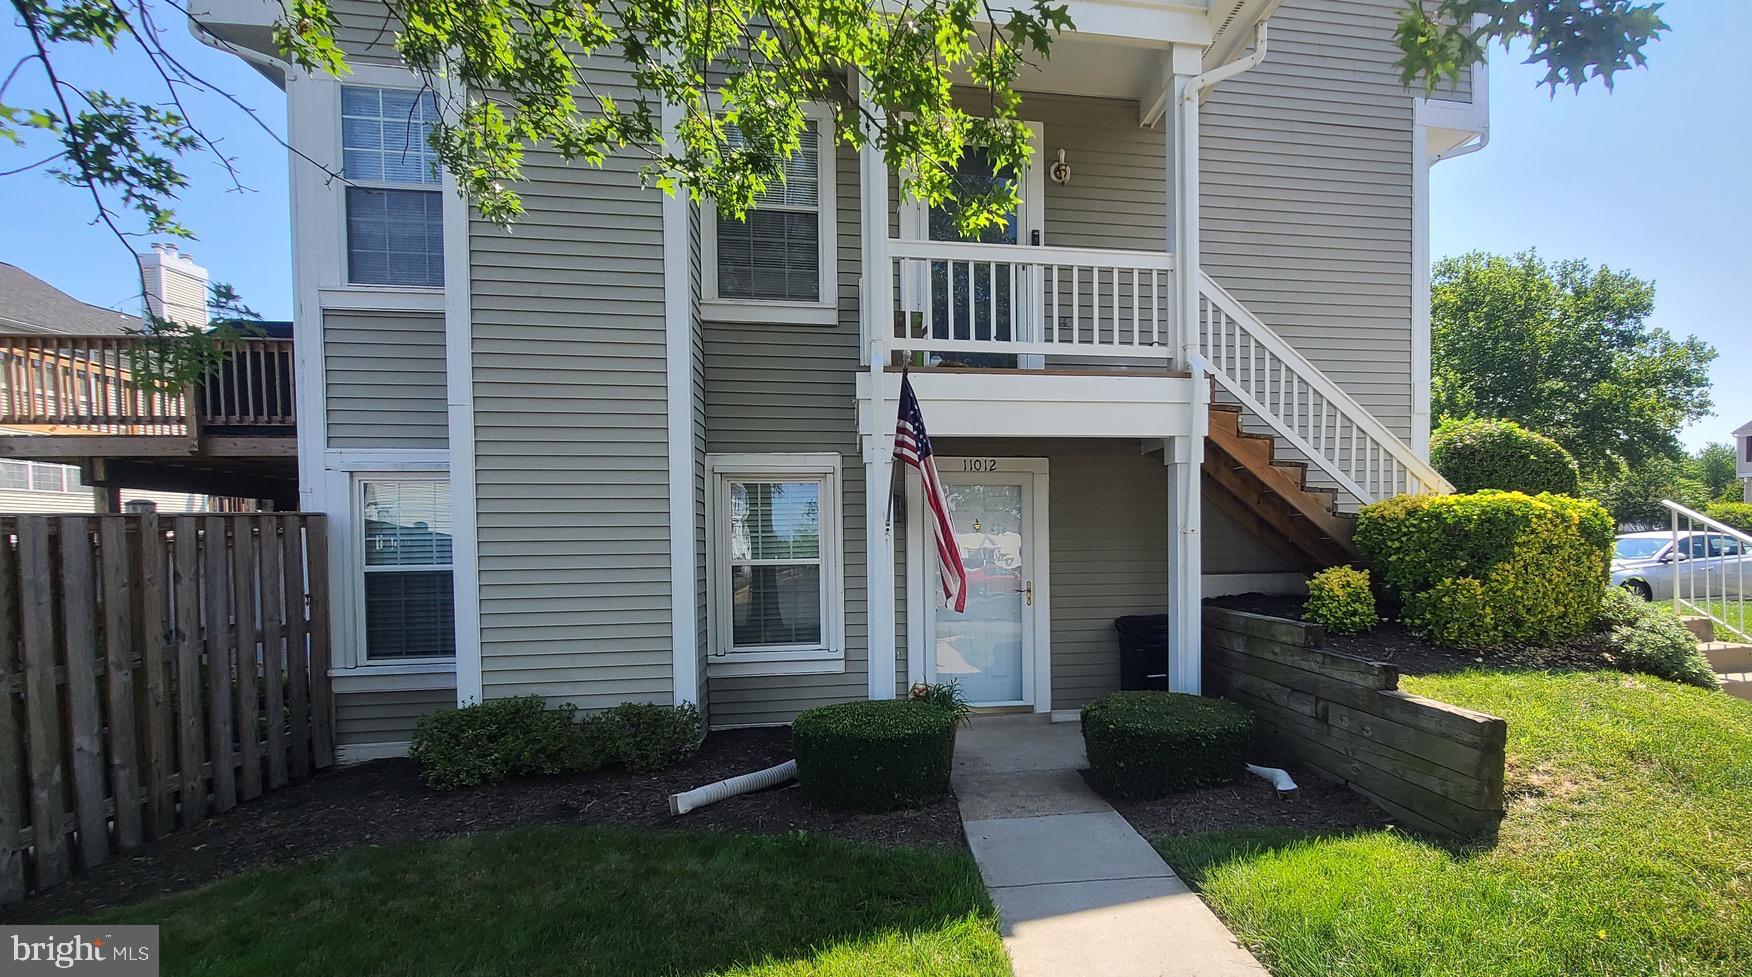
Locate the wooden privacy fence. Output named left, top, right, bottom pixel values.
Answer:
left=1203, top=606, right=1507, bottom=838
left=0, top=514, right=334, bottom=906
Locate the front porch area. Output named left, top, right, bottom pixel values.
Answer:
left=891, top=437, right=1302, bottom=716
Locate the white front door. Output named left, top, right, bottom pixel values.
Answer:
left=920, top=459, right=1047, bottom=708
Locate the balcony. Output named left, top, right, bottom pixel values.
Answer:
left=0, top=335, right=298, bottom=504
left=882, top=240, right=1183, bottom=371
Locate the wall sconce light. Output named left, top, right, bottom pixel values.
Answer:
left=1048, top=149, right=1071, bottom=185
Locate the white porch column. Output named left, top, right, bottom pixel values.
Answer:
left=859, top=72, right=898, bottom=700
left=1164, top=42, right=1207, bottom=693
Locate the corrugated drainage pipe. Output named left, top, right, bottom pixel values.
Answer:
left=669, top=760, right=799, bottom=816
left=1247, top=764, right=1298, bottom=793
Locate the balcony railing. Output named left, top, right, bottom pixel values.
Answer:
left=0, top=335, right=296, bottom=437
left=885, top=239, right=1178, bottom=366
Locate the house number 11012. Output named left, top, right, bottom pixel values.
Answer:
left=959, top=459, right=1000, bottom=472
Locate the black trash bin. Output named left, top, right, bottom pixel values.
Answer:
left=1114, top=614, right=1173, bottom=691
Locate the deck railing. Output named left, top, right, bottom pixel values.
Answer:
left=886, top=239, right=1178, bottom=365
left=0, top=334, right=295, bottom=436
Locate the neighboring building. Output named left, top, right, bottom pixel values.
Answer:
left=0, top=258, right=217, bottom=514
left=192, top=0, right=1487, bottom=759
left=1735, top=420, right=1752, bottom=502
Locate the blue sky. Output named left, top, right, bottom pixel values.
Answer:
left=1, top=4, right=1743, bottom=449
left=1429, top=0, right=1751, bottom=450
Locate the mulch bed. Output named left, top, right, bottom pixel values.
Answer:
left=1207, top=593, right=1613, bottom=676
left=1098, top=764, right=1391, bottom=841
left=4, top=727, right=963, bottom=923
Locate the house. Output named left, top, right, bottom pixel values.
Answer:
left=189, top=0, right=1485, bottom=760
left=1735, top=420, right=1752, bottom=502
left=0, top=253, right=257, bottom=513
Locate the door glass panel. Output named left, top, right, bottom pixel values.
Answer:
left=928, top=149, right=1019, bottom=368
left=935, top=482, right=1026, bottom=704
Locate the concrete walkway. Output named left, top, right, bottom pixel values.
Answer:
left=955, top=715, right=1269, bottom=977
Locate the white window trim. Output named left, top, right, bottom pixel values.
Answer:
left=289, top=62, right=455, bottom=304
left=699, top=103, right=839, bottom=326
left=351, top=470, right=458, bottom=668
left=706, top=452, right=846, bottom=676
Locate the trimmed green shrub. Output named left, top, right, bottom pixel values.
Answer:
left=1081, top=691, right=1254, bottom=800
left=1704, top=501, right=1752, bottom=535
left=1594, top=589, right=1719, bottom=689
left=1431, top=419, right=1581, bottom=496
left=411, top=696, right=606, bottom=789
left=1304, top=566, right=1377, bottom=635
left=1355, top=490, right=1614, bottom=650
left=598, top=702, right=703, bottom=773
left=793, top=700, right=957, bottom=810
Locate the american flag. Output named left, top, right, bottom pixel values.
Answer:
left=895, top=374, right=968, bottom=613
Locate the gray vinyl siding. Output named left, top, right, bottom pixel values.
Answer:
left=692, top=205, right=711, bottom=718
left=1200, top=0, right=1418, bottom=443
left=323, top=312, right=448, bottom=449
left=335, top=684, right=454, bottom=749
left=469, top=59, right=673, bottom=710
left=328, top=0, right=406, bottom=63
left=703, top=139, right=869, bottom=728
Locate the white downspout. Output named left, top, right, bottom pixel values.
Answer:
left=1166, top=21, right=1269, bottom=695
left=1186, top=22, right=1270, bottom=103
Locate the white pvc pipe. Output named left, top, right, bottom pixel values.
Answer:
left=669, top=760, right=798, bottom=816
left=1247, top=764, right=1298, bottom=793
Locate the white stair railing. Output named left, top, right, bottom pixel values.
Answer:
left=1664, top=500, right=1751, bottom=644
left=1195, top=273, right=1453, bottom=504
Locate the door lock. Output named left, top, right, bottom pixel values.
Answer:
left=1024, top=581, right=1034, bottom=606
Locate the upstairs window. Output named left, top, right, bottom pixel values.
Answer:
left=703, top=107, right=838, bottom=323
left=341, top=86, right=444, bottom=287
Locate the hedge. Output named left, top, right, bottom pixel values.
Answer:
left=793, top=700, right=957, bottom=810
left=1081, top=691, right=1254, bottom=800
left=410, top=696, right=607, bottom=789
left=1704, top=501, right=1752, bottom=535
left=1431, top=419, right=1580, bottom=496
left=1304, top=566, right=1377, bottom=635
left=1355, top=490, right=1614, bottom=650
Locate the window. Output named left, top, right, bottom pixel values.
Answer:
left=708, top=454, right=843, bottom=672
left=0, top=460, right=79, bottom=493
left=702, top=107, right=837, bottom=323
left=358, top=477, right=455, bottom=661
left=341, top=85, right=444, bottom=287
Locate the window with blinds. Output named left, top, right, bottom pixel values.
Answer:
left=715, top=120, right=823, bottom=303
left=359, top=477, right=455, bottom=661
left=341, top=85, right=444, bottom=287
left=727, top=479, right=825, bottom=649
left=708, top=455, right=844, bottom=667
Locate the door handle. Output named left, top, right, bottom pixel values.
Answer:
left=1024, top=581, right=1034, bottom=606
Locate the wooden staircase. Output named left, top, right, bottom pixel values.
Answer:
left=1204, top=402, right=1359, bottom=570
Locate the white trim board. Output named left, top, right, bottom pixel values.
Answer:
left=662, top=94, right=701, bottom=708
left=337, top=741, right=413, bottom=764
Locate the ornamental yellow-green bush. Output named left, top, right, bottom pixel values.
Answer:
left=1354, top=490, right=1613, bottom=650
left=1704, top=501, right=1752, bottom=535
left=1304, top=566, right=1377, bottom=635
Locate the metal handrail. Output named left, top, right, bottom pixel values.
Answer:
left=1663, top=499, right=1751, bottom=644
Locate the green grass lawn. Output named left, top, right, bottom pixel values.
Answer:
left=89, top=826, right=1009, bottom=977
left=1156, top=671, right=1752, bottom=977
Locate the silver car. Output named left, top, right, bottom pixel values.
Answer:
left=1611, top=530, right=1752, bottom=601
